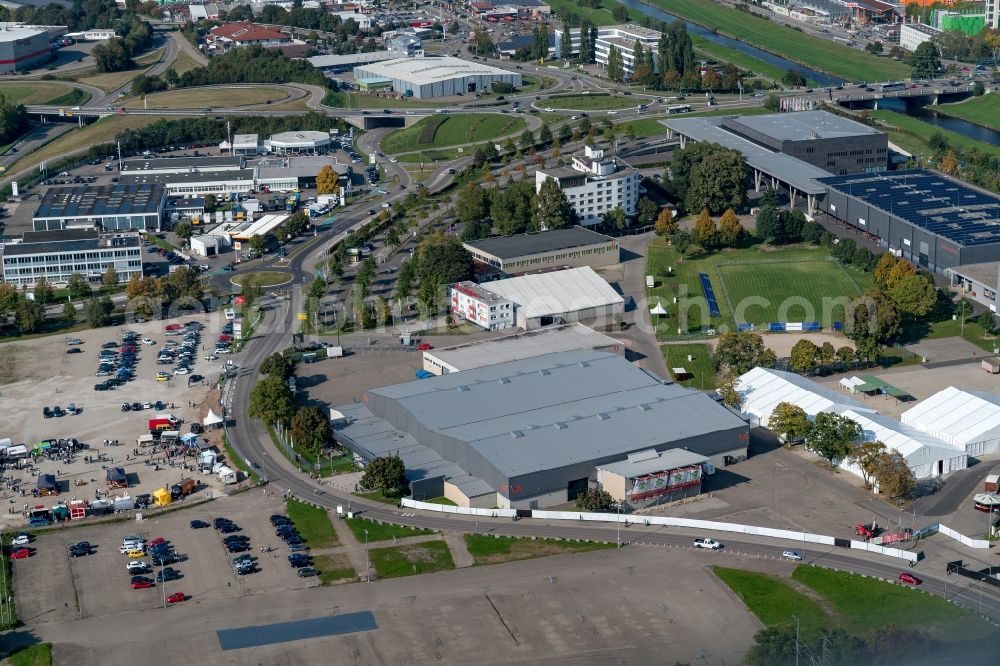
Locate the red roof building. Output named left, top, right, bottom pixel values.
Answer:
left=210, top=22, right=290, bottom=48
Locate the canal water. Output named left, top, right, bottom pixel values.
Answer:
left=878, top=98, right=1000, bottom=146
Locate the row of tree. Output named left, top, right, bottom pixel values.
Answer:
left=668, top=141, right=750, bottom=215
left=92, top=16, right=153, bottom=72
left=250, top=353, right=332, bottom=456
left=0, top=93, right=27, bottom=147
left=123, top=266, right=204, bottom=316
left=173, top=45, right=330, bottom=89
left=747, top=623, right=939, bottom=666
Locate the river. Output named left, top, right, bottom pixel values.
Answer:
left=878, top=98, right=1000, bottom=146
left=616, top=0, right=846, bottom=86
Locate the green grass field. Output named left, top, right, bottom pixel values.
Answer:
left=717, top=259, right=861, bottom=326
left=662, top=343, right=717, bottom=389
left=343, top=516, right=434, bottom=543
left=124, top=86, right=290, bottom=109
left=369, top=540, right=455, bottom=579
left=286, top=499, right=340, bottom=549
left=870, top=109, right=1000, bottom=159
left=9, top=114, right=159, bottom=174
left=934, top=93, right=1000, bottom=131
left=547, top=93, right=640, bottom=110
left=791, top=567, right=995, bottom=641
left=714, top=567, right=829, bottom=634
left=9, top=643, right=52, bottom=666
left=231, top=271, right=294, bottom=287
left=645, top=239, right=870, bottom=337
left=0, top=82, right=88, bottom=105
left=644, top=0, right=910, bottom=82
left=692, top=36, right=813, bottom=85
left=381, top=114, right=527, bottom=153
left=544, top=0, right=616, bottom=25
left=464, top=534, right=613, bottom=565
left=310, top=553, right=356, bottom=585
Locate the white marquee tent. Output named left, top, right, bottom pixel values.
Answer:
left=733, top=367, right=875, bottom=427
left=839, top=409, right=967, bottom=481
left=901, top=387, right=1000, bottom=457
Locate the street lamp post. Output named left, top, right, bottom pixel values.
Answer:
left=364, top=529, right=370, bottom=583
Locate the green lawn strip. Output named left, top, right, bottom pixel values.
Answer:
left=792, top=566, right=995, bottom=641
left=344, top=516, right=434, bottom=543
left=662, top=343, right=717, bottom=388
left=918, top=318, right=998, bottom=352
left=310, top=553, right=356, bottom=585
left=464, top=534, right=613, bottom=565
left=546, top=93, right=640, bottom=110
left=626, top=107, right=773, bottom=138
left=642, top=0, right=910, bottom=82
left=382, top=114, right=527, bottom=153
left=44, top=88, right=89, bottom=107
left=870, top=109, right=1000, bottom=159
left=144, top=234, right=177, bottom=252
left=9, top=643, right=52, bottom=666
left=369, top=540, right=455, bottom=579
left=714, top=566, right=829, bottom=636
left=425, top=496, right=457, bottom=506
left=286, top=498, right=339, bottom=549
left=355, top=489, right=403, bottom=505
left=396, top=148, right=461, bottom=163
left=544, top=0, right=616, bottom=25
left=0, top=554, right=15, bottom=629
left=692, top=35, right=805, bottom=85
left=933, top=93, right=1000, bottom=132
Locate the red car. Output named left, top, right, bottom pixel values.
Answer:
left=898, top=572, right=922, bottom=586
left=166, top=592, right=186, bottom=604
left=165, top=324, right=182, bottom=331
left=9, top=548, right=30, bottom=560
left=148, top=537, right=166, bottom=547
left=416, top=343, right=433, bottom=351
left=131, top=577, right=155, bottom=589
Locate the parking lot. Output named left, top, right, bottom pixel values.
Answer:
left=13, top=491, right=321, bottom=625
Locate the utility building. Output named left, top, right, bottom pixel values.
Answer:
left=463, top=226, right=619, bottom=275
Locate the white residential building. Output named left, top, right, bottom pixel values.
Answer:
left=595, top=24, right=661, bottom=78
left=899, top=23, right=940, bottom=53
left=1, top=229, right=142, bottom=287
left=535, top=145, right=640, bottom=226
left=449, top=281, right=515, bottom=331
left=988, top=0, right=999, bottom=29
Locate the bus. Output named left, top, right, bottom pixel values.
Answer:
left=880, top=82, right=907, bottom=92
left=666, top=104, right=692, bottom=114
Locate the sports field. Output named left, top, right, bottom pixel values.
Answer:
left=642, top=0, right=910, bottom=82
left=934, top=93, right=1000, bottom=132
left=717, top=259, right=861, bottom=326
left=0, top=82, right=89, bottom=105
left=547, top=93, right=640, bottom=110
left=645, top=239, right=870, bottom=337
left=381, top=114, right=527, bottom=153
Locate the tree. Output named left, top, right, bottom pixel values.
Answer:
left=15, top=299, right=44, bottom=334
left=308, top=276, right=326, bottom=300
left=604, top=207, right=626, bottom=230
left=33, top=277, right=53, bottom=304
left=713, top=331, right=776, bottom=376
left=654, top=207, right=677, bottom=237
left=622, top=123, right=637, bottom=141
left=290, top=406, right=331, bottom=455
left=359, top=455, right=407, bottom=497
left=103, top=265, right=120, bottom=289
left=456, top=183, right=490, bottom=227
left=83, top=296, right=113, bottom=328
left=396, top=257, right=417, bottom=303
left=848, top=289, right=901, bottom=344
left=260, top=352, right=293, bottom=379
left=789, top=339, right=820, bottom=373
left=67, top=273, right=92, bottom=300
left=781, top=69, right=807, bottom=87
left=872, top=450, right=915, bottom=499
left=978, top=309, right=995, bottom=335
left=491, top=180, right=535, bottom=236
left=761, top=93, right=781, bottom=112
left=670, top=229, right=696, bottom=258
left=637, top=197, right=657, bottom=227
left=806, top=412, right=862, bottom=467
left=163, top=265, right=203, bottom=302
left=519, top=128, right=534, bottom=150
left=174, top=221, right=193, bottom=241
left=249, top=234, right=267, bottom=257
left=607, top=44, right=624, bottom=82
left=62, top=301, right=76, bottom=323
left=248, top=374, right=296, bottom=425
left=888, top=273, right=936, bottom=318
left=538, top=123, right=552, bottom=146
left=241, top=276, right=262, bottom=308
left=533, top=176, right=574, bottom=231
left=316, top=164, right=339, bottom=194
left=847, top=440, right=886, bottom=488
left=911, top=41, right=941, bottom=78
left=685, top=149, right=749, bottom=215
left=819, top=341, right=836, bottom=366
left=938, top=150, right=960, bottom=176
left=717, top=208, right=743, bottom=247
left=417, top=233, right=474, bottom=285
left=0, top=283, right=18, bottom=317
left=611, top=5, right=629, bottom=22
left=576, top=487, right=615, bottom=511
left=692, top=208, right=718, bottom=249
left=769, top=402, right=810, bottom=443
left=837, top=345, right=856, bottom=368
left=93, top=39, right=133, bottom=72
left=716, top=373, right=741, bottom=408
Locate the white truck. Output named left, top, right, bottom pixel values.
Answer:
left=217, top=466, right=238, bottom=485
left=693, top=537, right=723, bottom=550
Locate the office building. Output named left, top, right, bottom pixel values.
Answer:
left=595, top=24, right=661, bottom=78
left=1, top=229, right=141, bottom=287
left=332, top=349, right=749, bottom=508
left=353, top=55, right=520, bottom=99
left=449, top=281, right=515, bottom=331
left=900, top=23, right=941, bottom=51
left=32, top=184, right=166, bottom=233
left=535, top=146, right=641, bottom=226
left=463, top=226, right=619, bottom=275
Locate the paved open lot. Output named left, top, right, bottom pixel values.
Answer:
left=27, top=540, right=762, bottom=665
left=13, top=491, right=319, bottom=627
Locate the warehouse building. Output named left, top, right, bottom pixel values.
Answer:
left=352, top=55, right=520, bottom=99
left=817, top=170, right=1000, bottom=272
left=0, top=23, right=58, bottom=73
left=422, top=323, right=624, bottom=375
left=120, top=156, right=245, bottom=175
left=597, top=449, right=709, bottom=509
left=463, top=226, right=620, bottom=275
left=331, top=349, right=749, bottom=508
left=482, top=266, right=625, bottom=330
left=734, top=366, right=875, bottom=427
left=902, top=386, right=1000, bottom=457
left=838, top=409, right=967, bottom=480
left=449, top=281, right=515, bottom=331
left=32, top=184, right=166, bottom=232
left=120, top=169, right=257, bottom=198
left=945, top=261, right=999, bottom=310
left=1, top=229, right=141, bottom=287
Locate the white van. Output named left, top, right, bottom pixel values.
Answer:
left=224, top=308, right=236, bottom=321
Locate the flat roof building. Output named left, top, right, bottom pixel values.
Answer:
left=0, top=23, right=59, bottom=73
left=120, top=169, right=257, bottom=198
left=817, top=170, right=1000, bottom=272
left=353, top=55, right=521, bottom=99
left=332, top=349, right=749, bottom=508
left=120, top=156, right=245, bottom=175
left=1, top=229, right=141, bottom=287
left=480, top=266, right=625, bottom=330
left=32, top=184, right=166, bottom=233
left=231, top=134, right=263, bottom=156
left=464, top=226, right=619, bottom=275
left=597, top=448, right=709, bottom=509
left=595, top=24, right=661, bottom=78
left=256, top=156, right=348, bottom=191
left=422, top=323, right=624, bottom=375
left=449, top=281, right=515, bottom=331
left=264, top=130, right=331, bottom=155
left=536, top=164, right=641, bottom=227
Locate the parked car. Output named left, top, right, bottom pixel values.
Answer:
left=166, top=592, right=186, bottom=604
left=127, top=561, right=150, bottom=574
left=297, top=567, right=319, bottom=578
left=131, top=577, right=155, bottom=589
left=11, top=534, right=30, bottom=546
left=190, top=520, right=209, bottom=529
left=898, top=572, right=922, bottom=586
left=782, top=550, right=803, bottom=561
left=9, top=548, right=31, bottom=560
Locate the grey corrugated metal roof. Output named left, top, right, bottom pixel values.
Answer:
left=660, top=116, right=829, bottom=195
left=121, top=169, right=256, bottom=186
left=726, top=111, right=882, bottom=141
left=34, top=184, right=166, bottom=219
left=597, top=448, right=708, bottom=478
left=121, top=156, right=243, bottom=172
left=463, top=226, right=615, bottom=260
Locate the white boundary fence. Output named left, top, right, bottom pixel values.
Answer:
left=939, top=524, right=991, bottom=549
left=401, top=499, right=918, bottom=562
